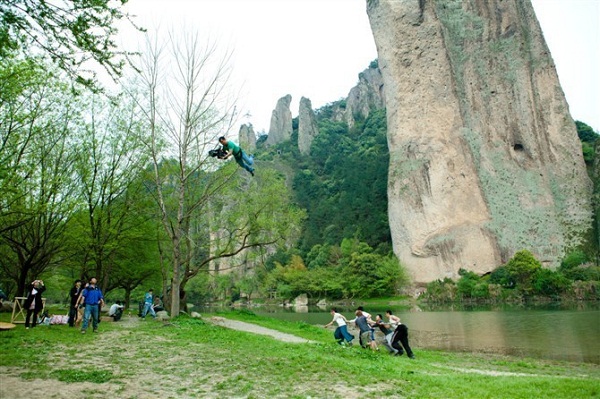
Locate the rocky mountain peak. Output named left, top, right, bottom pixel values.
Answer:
left=367, top=0, right=592, bottom=283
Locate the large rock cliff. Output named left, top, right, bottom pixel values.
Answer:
left=266, top=94, right=293, bottom=146
left=344, top=64, right=385, bottom=127
left=367, top=0, right=592, bottom=283
left=298, top=97, right=319, bottom=155
left=239, top=123, right=256, bottom=152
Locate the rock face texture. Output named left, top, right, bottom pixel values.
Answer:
left=266, top=94, right=293, bottom=146
left=344, top=64, right=385, bottom=127
left=239, top=124, right=256, bottom=152
left=367, top=0, right=592, bottom=283
left=327, top=64, right=386, bottom=127
left=298, top=97, right=319, bottom=155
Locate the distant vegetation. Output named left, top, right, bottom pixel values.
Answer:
left=423, top=249, right=599, bottom=303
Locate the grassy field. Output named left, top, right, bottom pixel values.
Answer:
left=0, top=308, right=598, bottom=398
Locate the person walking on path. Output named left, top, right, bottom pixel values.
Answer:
left=76, top=278, right=104, bottom=334
left=68, top=279, right=82, bottom=327
left=218, top=136, right=255, bottom=176
left=142, top=289, right=156, bottom=320
left=24, top=280, right=46, bottom=329
left=324, top=308, right=354, bottom=346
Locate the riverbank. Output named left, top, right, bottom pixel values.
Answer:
left=0, top=311, right=598, bottom=398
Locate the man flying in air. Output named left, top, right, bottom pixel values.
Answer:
left=218, top=136, right=255, bottom=176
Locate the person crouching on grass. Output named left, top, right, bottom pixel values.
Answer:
left=324, top=308, right=354, bottom=346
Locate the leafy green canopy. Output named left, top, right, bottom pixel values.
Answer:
left=262, top=238, right=408, bottom=300
left=576, top=121, right=599, bottom=164
left=292, top=108, right=391, bottom=253
left=0, top=0, right=136, bottom=87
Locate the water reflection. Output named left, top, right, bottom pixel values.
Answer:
left=210, top=302, right=600, bottom=364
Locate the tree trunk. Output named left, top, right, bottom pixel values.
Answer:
left=124, top=289, right=131, bottom=311
left=16, top=270, right=28, bottom=297
left=170, top=237, right=181, bottom=317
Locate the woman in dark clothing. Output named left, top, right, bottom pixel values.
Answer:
left=24, top=280, right=46, bottom=329
left=68, top=279, right=82, bottom=327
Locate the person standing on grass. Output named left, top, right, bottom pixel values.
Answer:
left=386, top=309, right=415, bottom=359
left=142, top=289, right=156, bottom=320
left=24, top=280, right=46, bottom=329
left=68, top=279, right=82, bottom=327
left=324, top=308, right=354, bottom=346
left=76, top=278, right=104, bottom=334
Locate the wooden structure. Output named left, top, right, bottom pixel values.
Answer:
left=11, top=296, right=46, bottom=324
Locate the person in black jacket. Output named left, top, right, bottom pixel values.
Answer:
left=68, top=279, right=82, bottom=327
left=24, top=280, right=46, bottom=329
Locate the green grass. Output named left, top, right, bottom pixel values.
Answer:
left=0, top=310, right=598, bottom=398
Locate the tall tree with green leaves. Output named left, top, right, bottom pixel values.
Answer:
left=0, top=59, right=81, bottom=295
left=68, top=93, right=151, bottom=294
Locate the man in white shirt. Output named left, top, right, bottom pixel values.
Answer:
left=108, top=301, right=124, bottom=321
left=386, top=310, right=415, bottom=359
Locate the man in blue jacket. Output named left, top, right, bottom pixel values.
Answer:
left=76, top=278, right=104, bottom=334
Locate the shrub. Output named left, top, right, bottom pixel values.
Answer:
left=505, top=249, right=542, bottom=294
left=572, top=280, right=599, bottom=300
left=487, top=283, right=503, bottom=301
left=489, top=265, right=514, bottom=288
left=560, top=250, right=589, bottom=270
left=424, top=278, right=456, bottom=302
left=456, top=269, right=479, bottom=299
left=531, top=268, right=571, bottom=296
left=472, top=282, right=490, bottom=299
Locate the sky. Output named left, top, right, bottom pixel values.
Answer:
left=118, top=0, right=599, bottom=134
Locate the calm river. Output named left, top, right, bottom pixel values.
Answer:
left=251, top=303, right=600, bottom=364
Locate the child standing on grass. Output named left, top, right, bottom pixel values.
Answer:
left=324, top=308, right=354, bottom=346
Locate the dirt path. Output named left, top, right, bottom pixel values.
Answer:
left=207, top=316, right=318, bottom=343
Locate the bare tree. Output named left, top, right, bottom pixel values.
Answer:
left=133, top=31, right=236, bottom=316
left=133, top=31, right=304, bottom=316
